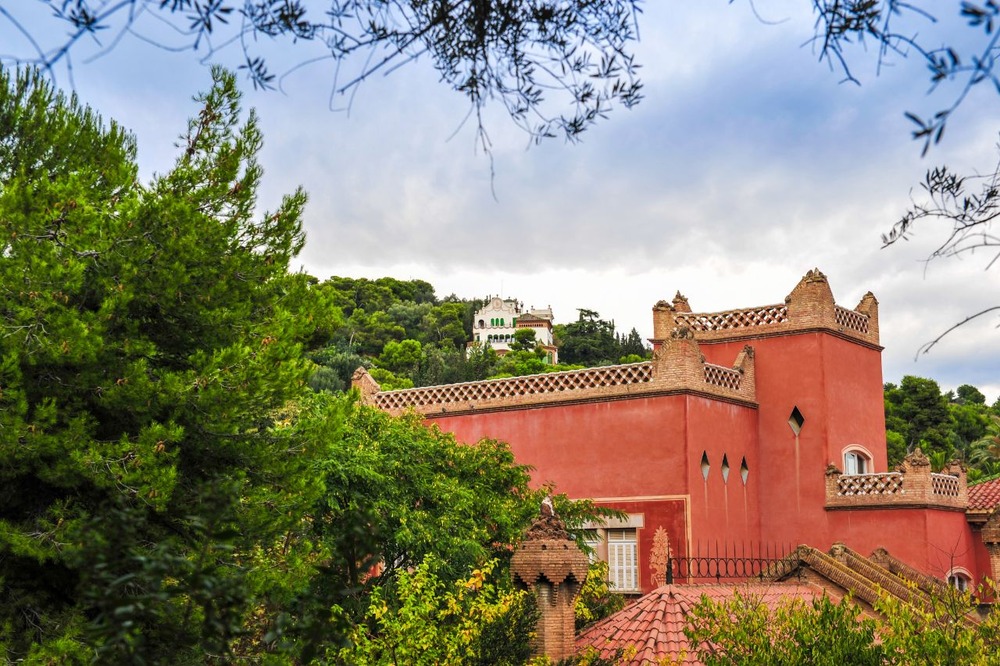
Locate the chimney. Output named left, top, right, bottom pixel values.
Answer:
left=511, top=501, right=590, bottom=661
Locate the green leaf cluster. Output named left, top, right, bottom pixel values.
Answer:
left=336, top=557, right=537, bottom=666
left=884, top=376, right=1000, bottom=477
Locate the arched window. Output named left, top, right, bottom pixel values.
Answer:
left=947, top=568, right=972, bottom=592
left=842, top=446, right=873, bottom=475
left=478, top=319, right=485, bottom=328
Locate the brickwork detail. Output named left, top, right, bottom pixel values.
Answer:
left=836, top=473, right=903, bottom=497
left=652, top=268, right=880, bottom=347
left=826, top=449, right=969, bottom=510
left=355, top=269, right=879, bottom=418
left=834, top=305, right=870, bottom=334
left=674, top=304, right=788, bottom=332
left=931, top=473, right=961, bottom=497
left=357, top=332, right=757, bottom=416
left=768, top=544, right=936, bottom=616
left=704, top=363, right=742, bottom=390
left=372, top=361, right=653, bottom=412
left=869, top=547, right=951, bottom=595
left=512, top=508, right=590, bottom=662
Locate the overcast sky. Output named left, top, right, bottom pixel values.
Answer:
left=3, top=1, right=999, bottom=400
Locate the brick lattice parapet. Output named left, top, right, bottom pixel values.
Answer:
left=355, top=330, right=757, bottom=416
left=651, top=268, right=880, bottom=348
left=825, top=449, right=968, bottom=511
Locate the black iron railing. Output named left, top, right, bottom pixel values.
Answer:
left=665, top=542, right=798, bottom=584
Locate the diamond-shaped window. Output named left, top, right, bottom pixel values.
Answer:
left=788, top=407, right=805, bottom=435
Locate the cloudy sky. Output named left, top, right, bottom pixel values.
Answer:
left=3, top=1, right=999, bottom=399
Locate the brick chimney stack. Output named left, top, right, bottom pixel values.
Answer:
left=511, top=501, right=589, bottom=662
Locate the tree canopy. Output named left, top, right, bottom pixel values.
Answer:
left=0, top=64, right=337, bottom=661
left=0, top=65, right=628, bottom=663
left=883, top=375, right=1000, bottom=479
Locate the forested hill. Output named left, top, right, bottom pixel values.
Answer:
left=304, top=276, right=650, bottom=392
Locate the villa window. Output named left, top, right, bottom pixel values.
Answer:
left=582, top=514, right=644, bottom=593
left=948, top=570, right=971, bottom=592
left=607, top=528, right=638, bottom=592
left=844, top=450, right=870, bottom=475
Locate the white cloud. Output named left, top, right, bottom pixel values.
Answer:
left=2, top=1, right=998, bottom=400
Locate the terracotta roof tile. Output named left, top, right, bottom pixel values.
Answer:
left=969, top=476, right=1000, bottom=511
left=576, top=583, right=822, bottom=665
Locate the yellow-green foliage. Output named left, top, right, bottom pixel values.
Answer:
left=337, top=557, right=535, bottom=665
left=874, top=582, right=1000, bottom=665
left=575, top=560, right=627, bottom=629
left=685, top=582, right=1000, bottom=666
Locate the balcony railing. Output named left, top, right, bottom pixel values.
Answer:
left=825, top=450, right=967, bottom=511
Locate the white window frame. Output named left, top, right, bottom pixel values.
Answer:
left=842, top=445, right=874, bottom=475
left=947, top=568, right=972, bottom=592
left=607, top=528, right=639, bottom=592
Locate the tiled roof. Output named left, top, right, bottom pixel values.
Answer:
left=968, top=476, right=1000, bottom=511
left=575, top=583, right=823, bottom=665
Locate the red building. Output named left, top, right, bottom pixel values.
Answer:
left=354, top=269, right=1000, bottom=595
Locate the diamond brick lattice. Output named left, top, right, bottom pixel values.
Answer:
left=931, top=473, right=961, bottom=497
left=837, top=473, right=904, bottom=497
left=703, top=364, right=741, bottom=390
left=834, top=306, right=870, bottom=334
left=674, top=305, right=788, bottom=332
left=374, top=361, right=654, bottom=411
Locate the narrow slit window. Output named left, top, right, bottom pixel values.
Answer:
left=700, top=452, right=710, bottom=481
left=740, top=457, right=749, bottom=485
left=721, top=454, right=730, bottom=483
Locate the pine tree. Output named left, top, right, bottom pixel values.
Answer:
left=0, top=66, right=339, bottom=662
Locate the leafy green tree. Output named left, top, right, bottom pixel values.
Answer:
left=313, top=405, right=541, bottom=596
left=969, top=415, right=1000, bottom=475
left=886, top=430, right=908, bottom=469
left=0, top=66, right=339, bottom=661
left=376, top=338, right=424, bottom=377
left=420, top=301, right=469, bottom=349
left=309, top=343, right=368, bottom=393
left=686, top=581, right=1000, bottom=666
left=685, top=590, right=884, bottom=666
left=957, top=384, right=988, bottom=405
left=949, top=400, right=991, bottom=462
left=368, top=367, right=415, bottom=390
left=385, top=300, right=435, bottom=339
left=885, top=376, right=954, bottom=459
left=617, top=327, right=650, bottom=361
left=555, top=309, right=621, bottom=366
left=343, top=308, right=406, bottom=356
left=510, top=328, right=539, bottom=352
left=874, top=583, right=1000, bottom=666
left=338, top=557, right=536, bottom=666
